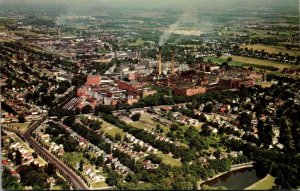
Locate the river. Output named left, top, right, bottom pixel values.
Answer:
left=200, top=167, right=262, bottom=190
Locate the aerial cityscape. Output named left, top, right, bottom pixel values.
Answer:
left=0, top=0, right=299, bottom=190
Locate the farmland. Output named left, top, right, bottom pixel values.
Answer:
left=240, top=44, right=300, bottom=57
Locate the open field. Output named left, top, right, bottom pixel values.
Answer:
left=129, top=121, right=154, bottom=131
left=1, top=123, right=30, bottom=133
left=257, top=81, right=274, bottom=88
left=139, top=113, right=156, bottom=126
left=0, top=38, right=14, bottom=42
left=2, top=123, right=30, bottom=129
left=52, top=185, right=62, bottom=190
left=245, top=29, right=292, bottom=38
left=91, top=181, right=108, bottom=189
left=240, top=44, right=300, bottom=57
left=62, top=152, right=85, bottom=166
left=222, top=55, right=295, bottom=70
left=100, top=120, right=126, bottom=138
left=127, top=112, right=171, bottom=133
left=245, top=174, right=276, bottom=190
left=156, top=152, right=182, bottom=167
left=205, top=56, right=298, bottom=74
left=128, top=38, right=144, bottom=46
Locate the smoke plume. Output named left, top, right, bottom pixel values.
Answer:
left=158, top=4, right=199, bottom=46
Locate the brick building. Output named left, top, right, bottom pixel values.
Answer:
left=117, top=80, right=145, bottom=92
left=173, top=86, right=207, bottom=96
left=86, top=75, right=101, bottom=86
left=219, top=78, right=254, bottom=89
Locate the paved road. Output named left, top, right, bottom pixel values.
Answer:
left=4, top=116, right=90, bottom=190
left=24, top=133, right=89, bottom=190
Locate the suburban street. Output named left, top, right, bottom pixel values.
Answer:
left=4, top=116, right=90, bottom=190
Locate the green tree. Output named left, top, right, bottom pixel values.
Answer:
left=106, top=170, right=120, bottom=186
left=125, top=173, right=138, bottom=183
left=18, top=115, right=26, bottom=123
left=173, top=181, right=193, bottom=190
left=115, top=133, right=122, bottom=141
left=203, top=104, right=213, bottom=113
left=15, top=149, right=22, bottom=165
left=45, top=163, right=56, bottom=176
left=2, top=167, right=23, bottom=190
left=257, top=119, right=265, bottom=145
left=81, top=105, right=92, bottom=114
left=95, top=156, right=104, bottom=166
left=89, top=120, right=102, bottom=131
left=131, top=113, right=141, bottom=121
left=216, top=51, right=223, bottom=58
left=79, top=160, right=84, bottom=171
left=63, top=115, right=76, bottom=126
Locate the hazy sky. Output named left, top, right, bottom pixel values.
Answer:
left=0, top=0, right=298, bottom=19
left=0, top=0, right=298, bottom=10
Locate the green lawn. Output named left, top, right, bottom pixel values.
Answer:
left=52, top=185, right=62, bottom=190
left=156, top=152, right=182, bottom=167
left=224, top=55, right=295, bottom=70
left=245, top=174, right=276, bottom=190
left=101, top=120, right=126, bottom=138
left=257, top=81, right=274, bottom=88
left=240, top=44, right=300, bottom=57
left=2, top=123, right=30, bottom=132
left=128, top=38, right=144, bottom=46
left=140, top=113, right=157, bottom=126
left=91, top=181, right=108, bottom=189
left=129, top=121, right=154, bottom=131
left=62, top=152, right=85, bottom=166
left=205, top=56, right=297, bottom=72
left=140, top=113, right=171, bottom=133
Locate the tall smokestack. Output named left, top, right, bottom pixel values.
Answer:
left=171, top=48, right=175, bottom=74
left=58, top=26, right=61, bottom=40
left=157, top=46, right=162, bottom=75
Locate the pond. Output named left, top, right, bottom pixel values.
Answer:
left=200, top=167, right=262, bottom=190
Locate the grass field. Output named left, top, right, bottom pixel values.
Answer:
left=2, top=123, right=30, bottom=133
left=128, top=38, right=144, bottom=46
left=240, top=44, right=300, bottom=57
left=128, top=113, right=171, bottom=132
left=205, top=55, right=297, bottom=73
left=52, top=185, right=62, bottom=190
left=257, top=82, right=274, bottom=88
left=129, top=121, right=154, bottom=131
left=245, top=29, right=291, bottom=38
left=222, top=55, right=294, bottom=70
left=245, top=174, right=276, bottom=190
left=156, top=152, right=182, bottom=167
left=62, top=152, right=85, bottom=166
left=140, top=113, right=157, bottom=126
left=91, top=181, right=108, bottom=189
left=101, top=120, right=126, bottom=138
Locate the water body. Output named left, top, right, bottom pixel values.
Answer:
left=201, top=167, right=262, bottom=190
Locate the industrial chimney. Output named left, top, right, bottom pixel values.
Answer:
left=171, top=48, right=175, bottom=75
left=58, top=26, right=61, bottom=40
left=157, top=46, right=162, bottom=75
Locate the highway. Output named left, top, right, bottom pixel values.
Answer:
left=3, top=116, right=90, bottom=190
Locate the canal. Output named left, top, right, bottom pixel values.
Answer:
left=200, top=167, right=262, bottom=190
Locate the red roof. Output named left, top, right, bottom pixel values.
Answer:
left=10, top=170, right=18, bottom=175
left=2, top=160, right=8, bottom=165
left=80, top=137, right=88, bottom=144
left=160, top=106, right=172, bottom=111
left=220, top=107, right=226, bottom=113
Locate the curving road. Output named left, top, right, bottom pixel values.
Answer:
left=4, top=116, right=90, bottom=190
